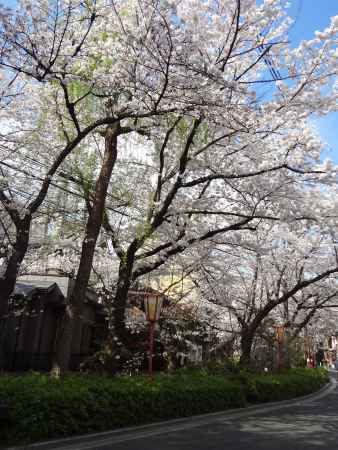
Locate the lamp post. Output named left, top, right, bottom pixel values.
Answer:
left=144, top=292, right=163, bottom=379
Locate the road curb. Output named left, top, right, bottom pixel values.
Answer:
left=7, top=375, right=336, bottom=450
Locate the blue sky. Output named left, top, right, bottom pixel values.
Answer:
left=2, top=0, right=337, bottom=161
left=287, top=0, right=338, bottom=162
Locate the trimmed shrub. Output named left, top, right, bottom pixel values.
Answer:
left=237, top=368, right=328, bottom=403
left=0, top=368, right=328, bottom=446
left=0, top=371, right=245, bottom=445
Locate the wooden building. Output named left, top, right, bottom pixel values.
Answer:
left=1, top=273, right=107, bottom=371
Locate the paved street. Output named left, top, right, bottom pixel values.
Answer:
left=14, top=374, right=338, bottom=450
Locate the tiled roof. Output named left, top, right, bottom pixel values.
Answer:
left=13, top=281, right=64, bottom=301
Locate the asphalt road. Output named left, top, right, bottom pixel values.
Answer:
left=12, top=373, right=338, bottom=450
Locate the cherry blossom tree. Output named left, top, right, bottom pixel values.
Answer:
left=1, top=0, right=338, bottom=373
left=59, top=0, right=338, bottom=371
left=194, top=218, right=338, bottom=367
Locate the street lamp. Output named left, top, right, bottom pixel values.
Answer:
left=144, top=292, right=163, bottom=378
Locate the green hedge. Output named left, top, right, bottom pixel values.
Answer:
left=235, top=367, right=329, bottom=403
left=0, top=371, right=245, bottom=445
left=0, top=368, right=328, bottom=446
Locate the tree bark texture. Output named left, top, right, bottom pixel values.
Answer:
left=52, top=125, right=119, bottom=375
left=112, top=246, right=137, bottom=348
left=239, top=329, right=255, bottom=368
left=0, top=216, right=31, bottom=369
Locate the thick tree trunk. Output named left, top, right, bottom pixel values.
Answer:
left=50, top=305, right=75, bottom=377
left=0, top=216, right=31, bottom=369
left=113, top=252, right=136, bottom=347
left=282, top=329, right=290, bottom=369
left=52, top=125, right=119, bottom=375
left=0, top=216, right=31, bottom=306
left=239, top=329, right=255, bottom=369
